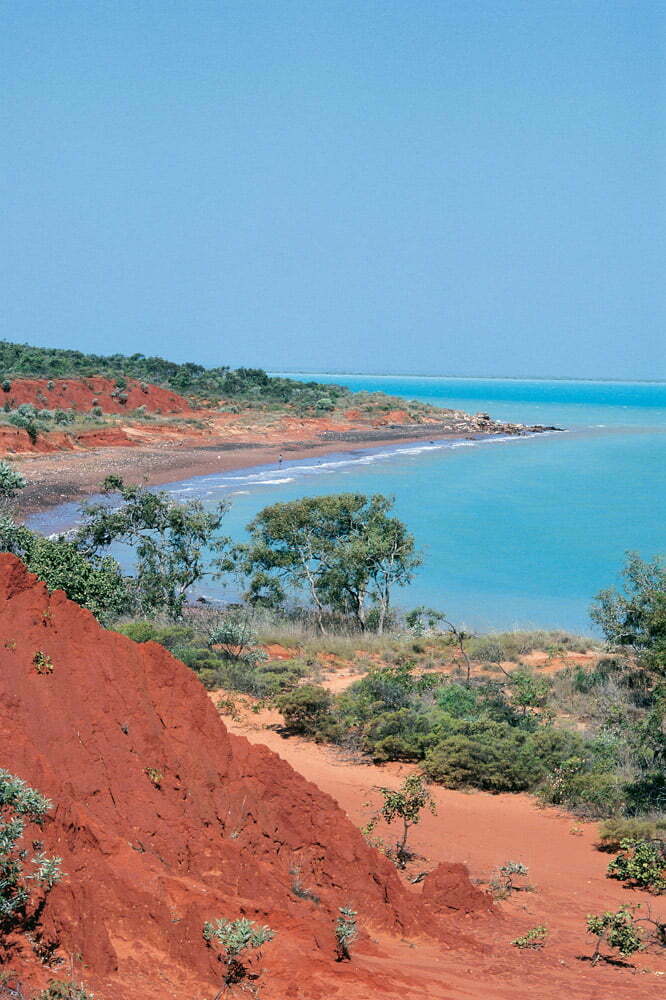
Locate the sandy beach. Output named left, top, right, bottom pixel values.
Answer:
left=14, top=424, right=473, bottom=517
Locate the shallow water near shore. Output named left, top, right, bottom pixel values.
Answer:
left=28, top=376, right=666, bottom=634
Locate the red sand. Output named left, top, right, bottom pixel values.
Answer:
left=1, top=556, right=662, bottom=998
left=222, top=697, right=666, bottom=999
left=0, top=555, right=487, bottom=1000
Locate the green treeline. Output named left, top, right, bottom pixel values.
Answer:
left=0, top=339, right=351, bottom=406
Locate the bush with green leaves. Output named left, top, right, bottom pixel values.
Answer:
left=75, top=476, right=230, bottom=619
left=334, top=906, right=358, bottom=961
left=0, top=521, right=132, bottom=626
left=115, top=620, right=195, bottom=649
left=203, top=917, right=275, bottom=985
left=422, top=725, right=543, bottom=793
left=362, top=708, right=434, bottom=763
left=510, top=670, right=551, bottom=715
left=512, top=925, right=547, bottom=949
left=489, top=861, right=530, bottom=897
left=364, top=774, right=436, bottom=868
left=275, top=684, right=334, bottom=735
left=0, top=770, right=62, bottom=935
left=537, top=756, right=627, bottom=818
left=209, top=656, right=305, bottom=698
left=0, top=460, right=26, bottom=501
left=436, top=683, right=481, bottom=719
left=607, top=839, right=665, bottom=893
left=7, top=410, right=39, bottom=443
left=208, top=616, right=263, bottom=664
left=586, top=906, right=644, bottom=965
left=591, top=553, right=666, bottom=660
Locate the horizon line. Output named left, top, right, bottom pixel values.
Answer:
left=270, top=370, right=666, bottom=386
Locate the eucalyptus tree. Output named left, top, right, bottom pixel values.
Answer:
left=235, top=493, right=420, bottom=634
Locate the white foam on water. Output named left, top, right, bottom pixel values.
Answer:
left=173, top=431, right=562, bottom=496
left=254, top=477, right=296, bottom=485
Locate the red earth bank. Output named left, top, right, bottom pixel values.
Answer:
left=0, top=376, right=190, bottom=414
left=0, top=555, right=489, bottom=1000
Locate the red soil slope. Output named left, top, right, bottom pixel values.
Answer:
left=0, top=376, right=189, bottom=414
left=0, top=556, right=491, bottom=1000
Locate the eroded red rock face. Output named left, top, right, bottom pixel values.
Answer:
left=0, top=555, right=485, bottom=999
left=0, top=377, right=189, bottom=415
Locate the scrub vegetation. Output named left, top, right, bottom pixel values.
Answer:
left=0, top=339, right=437, bottom=422
left=1, top=464, right=664, bottom=828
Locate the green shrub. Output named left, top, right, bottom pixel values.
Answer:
left=18, top=536, right=131, bottom=625
left=528, top=727, right=585, bottom=772
left=0, top=460, right=26, bottom=500
left=363, top=708, right=432, bottom=761
left=0, top=770, right=63, bottom=933
left=208, top=617, right=261, bottom=662
left=625, top=771, right=666, bottom=815
left=203, top=917, right=275, bottom=986
left=204, top=655, right=304, bottom=698
left=538, top=757, right=627, bottom=817
left=276, top=684, right=333, bottom=734
left=607, top=839, right=665, bottom=893
left=334, top=906, right=358, bottom=961
left=512, top=925, right=548, bottom=949
left=364, top=774, right=436, bottom=868
left=470, top=638, right=506, bottom=663
left=490, top=861, right=530, bottom=897
left=115, top=620, right=159, bottom=643
left=8, top=412, right=38, bottom=443
left=423, top=730, right=542, bottom=792
left=586, top=906, right=644, bottom=965
left=436, top=684, right=480, bottom=719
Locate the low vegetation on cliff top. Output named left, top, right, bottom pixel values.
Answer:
left=0, top=339, right=441, bottom=428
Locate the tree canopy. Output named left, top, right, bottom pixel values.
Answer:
left=234, top=493, right=421, bottom=633
left=75, top=477, right=230, bottom=619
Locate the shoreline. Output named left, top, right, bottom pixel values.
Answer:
left=15, top=426, right=494, bottom=518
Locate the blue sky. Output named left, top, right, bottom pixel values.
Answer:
left=2, top=1, right=664, bottom=379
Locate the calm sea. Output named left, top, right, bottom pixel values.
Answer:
left=28, top=376, right=666, bottom=635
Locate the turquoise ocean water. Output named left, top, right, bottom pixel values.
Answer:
left=28, top=376, right=666, bottom=635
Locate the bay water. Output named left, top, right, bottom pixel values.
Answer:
left=28, top=376, right=666, bottom=635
